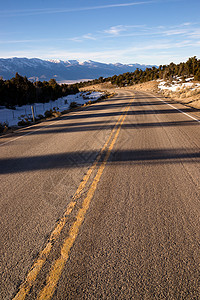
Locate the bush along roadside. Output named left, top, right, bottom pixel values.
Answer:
left=17, top=107, right=62, bottom=126
left=0, top=122, right=9, bottom=134
left=83, top=92, right=115, bottom=106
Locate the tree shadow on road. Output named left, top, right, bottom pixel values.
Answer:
left=1, top=148, right=199, bottom=174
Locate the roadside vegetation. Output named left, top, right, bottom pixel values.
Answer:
left=0, top=73, right=79, bottom=108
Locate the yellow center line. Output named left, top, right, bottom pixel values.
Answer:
left=13, top=99, right=132, bottom=300
left=37, top=99, right=133, bottom=300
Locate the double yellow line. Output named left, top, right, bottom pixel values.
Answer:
left=14, top=97, right=133, bottom=300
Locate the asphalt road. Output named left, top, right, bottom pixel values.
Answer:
left=0, top=90, right=200, bottom=299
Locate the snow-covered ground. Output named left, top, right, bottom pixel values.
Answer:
left=0, top=91, right=103, bottom=127
left=158, top=77, right=200, bottom=92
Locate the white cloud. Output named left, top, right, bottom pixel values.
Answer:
left=69, top=37, right=83, bottom=43
left=163, top=29, right=189, bottom=36
left=69, top=33, right=96, bottom=43
left=188, top=29, right=200, bottom=38
left=2, top=37, right=199, bottom=62
left=0, top=1, right=160, bottom=17
left=103, top=22, right=200, bottom=40
left=82, top=34, right=96, bottom=40
left=182, top=22, right=192, bottom=26
left=1, top=42, right=199, bottom=66
left=104, top=25, right=129, bottom=36
left=0, top=38, right=52, bottom=44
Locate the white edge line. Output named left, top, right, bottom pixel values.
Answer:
left=154, top=95, right=200, bottom=123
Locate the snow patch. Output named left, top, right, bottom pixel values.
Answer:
left=0, top=92, right=103, bottom=127
left=158, top=77, right=200, bottom=92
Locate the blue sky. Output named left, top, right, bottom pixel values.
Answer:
left=0, top=0, right=200, bottom=65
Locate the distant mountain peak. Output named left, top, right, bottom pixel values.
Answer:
left=0, top=57, right=156, bottom=81
left=48, top=59, right=62, bottom=64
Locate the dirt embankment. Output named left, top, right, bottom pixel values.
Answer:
left=80, top=82, right=115, bottom=93
left=80, top=81, right=159, bottom=94
left=123, top=81, right=159, bottom=93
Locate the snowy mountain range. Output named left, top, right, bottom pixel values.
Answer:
left=0, top=57, right=155, bottom=82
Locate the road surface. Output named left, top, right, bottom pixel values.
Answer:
left=0, top=90, right=200, bottom=299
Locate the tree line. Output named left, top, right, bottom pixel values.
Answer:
left=77, top=56, right=200, bottom=88
left=0, top=73, right=79, bottom=108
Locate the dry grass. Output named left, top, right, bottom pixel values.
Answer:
left=80, top=82, right=115, bottom=93
left=160, top=83, right=200, bottom=109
